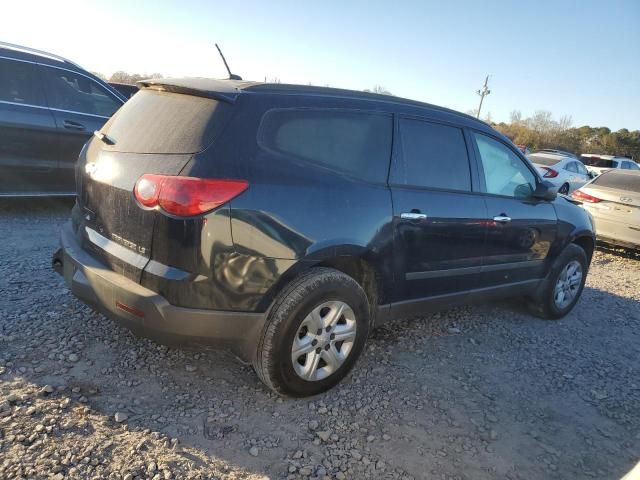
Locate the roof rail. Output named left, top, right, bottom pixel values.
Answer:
left=0, top=41, right=82, bottom=69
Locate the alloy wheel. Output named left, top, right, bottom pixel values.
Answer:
left=554, top=260, right=583, bottom=309
left=291, top=301, right=357, bottom=381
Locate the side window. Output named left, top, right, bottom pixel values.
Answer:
left=43, top=67, right=120, bottom=117
left=575, top=162, right=589, bottom=175
left=391, top=118, right=471, bottom=191
left=621, top=162, right=630, bottom=170
left=565, top=162, right=577, bottom=173
left=472, top=132, right=537, bottom=198
left=0, top=58, right=45, bottom=106
left=258, top=109, right=392, bottom=183
left=628, top=162, right=640, bottom=171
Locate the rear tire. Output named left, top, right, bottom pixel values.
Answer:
left=559, top=183, right=570, bottom=195
left=254, top=268, right=370, bottom=397
left=529, top=244, right=588, bottom=320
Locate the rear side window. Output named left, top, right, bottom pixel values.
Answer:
left=592, top=172, right=640, bottom=193
left=43, top=67, right=120, bottom=117
left=0, top=58, right=45, bottom=106
left=258, top=109, right=392, bottom=183
left=391, top=118, right=471, bottom=191
left=565, top=162, right=578, bottom=173
left=102, top=89, right=231, bottom=154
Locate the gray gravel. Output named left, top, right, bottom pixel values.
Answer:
left=1, top=199, right=639, bottom=480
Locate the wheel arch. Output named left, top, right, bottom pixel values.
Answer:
left=256, top=246, right=390, bottom=319
left=571, top=233, right=595, bottom=263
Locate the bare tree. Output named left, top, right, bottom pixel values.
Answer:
left=364, top=85, right=392, bottom=95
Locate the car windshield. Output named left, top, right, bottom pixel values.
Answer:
left=581, top=156, right=618, bottom=168
left=591, top=172, right=640, bottom=193
left=528, top=154, right=559, bottom=166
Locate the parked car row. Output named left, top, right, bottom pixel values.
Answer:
left=526, top=149, right=639, bottom=195
left=525, top=149, right=640, bottom=251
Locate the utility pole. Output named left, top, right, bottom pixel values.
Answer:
left=476, top=75, right=491, bottom=119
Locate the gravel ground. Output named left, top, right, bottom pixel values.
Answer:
left=1, top=199, right=639, bottom=480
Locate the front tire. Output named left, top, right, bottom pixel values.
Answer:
left=530, top=244, right=588, bottom=319
left=254, top=268, right=370, bottom=397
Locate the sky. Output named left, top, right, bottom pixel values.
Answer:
left=2, top=0, right=639, bottom=130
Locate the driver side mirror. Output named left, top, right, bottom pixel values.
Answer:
left=588, top=171, right=596, bottom=179
left=532, top=180, right=557, bottom=201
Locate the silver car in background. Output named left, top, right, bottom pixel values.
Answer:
left=572, top=170, right=640, bottom=250
left=527, top=152, right=592, bottom=195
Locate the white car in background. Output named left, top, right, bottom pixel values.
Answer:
left=527, top=152, right=591, bottom=195
left=580, top=154, right=640, bottom=176
left=572, top=169, right=640, bottom=251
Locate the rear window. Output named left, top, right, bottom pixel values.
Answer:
left=591, top=171, right=640, bottom=193
left=581, top=156, right=618, bottom=168
left=258, top=108, right=392, bottom=183
left=101, top=89, right=230, bottom=154
left=527, top=154, right=560, bottom=166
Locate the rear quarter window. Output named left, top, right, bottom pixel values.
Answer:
left=257, top=108, right=392, bottom=183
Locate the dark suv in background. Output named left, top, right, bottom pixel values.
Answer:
left=0, top=42, right=126, bottom=196
left=54, top=78, right=595, bottom=396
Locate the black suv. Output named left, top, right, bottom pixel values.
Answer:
left=0, top=42, right=126, bottom=196
left=54, top=78, right=595, bottom=396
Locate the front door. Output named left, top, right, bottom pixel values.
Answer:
left=41, top=65, right=122, bottom=192
left=469, top=132, right=558, bottom=287
left=390, top=118, right=487, bottom=309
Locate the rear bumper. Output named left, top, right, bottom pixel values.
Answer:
left=54, top=221, right=266, bottom=363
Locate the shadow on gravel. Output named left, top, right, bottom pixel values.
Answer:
left=0, top=197, right=75, bottom=216
left=596, top=243, right=640, bottom=261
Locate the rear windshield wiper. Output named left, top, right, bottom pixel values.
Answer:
left=94, top=130, right=116, bottom=145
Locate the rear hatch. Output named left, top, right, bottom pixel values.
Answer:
left=76, top=88, right=232, bottom=282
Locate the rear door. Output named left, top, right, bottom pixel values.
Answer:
left=390, top=117, right=487, bottom=306
left=75, top=89, right=232, bottom=282
left=0, top=57, right=59, bottom=194
left=564, top=161, right=585, bottom=191
left=41, top=65, right=123, bottom=192
left=572, top=161, right=592, bottom=188
left=470, top=132, right=557, bottom=287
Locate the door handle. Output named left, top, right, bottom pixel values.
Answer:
left=493, top=215, right=511, bottom=223
left=63, top=120, right=86, bottom=131
left=401, top=212, right=428, bottom=220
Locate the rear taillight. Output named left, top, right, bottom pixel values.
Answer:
left=540, top=167, right=559, bottom=178
left=134, top=175, right=248, bottom=216
left=571, top=189, right=601, bottom=203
